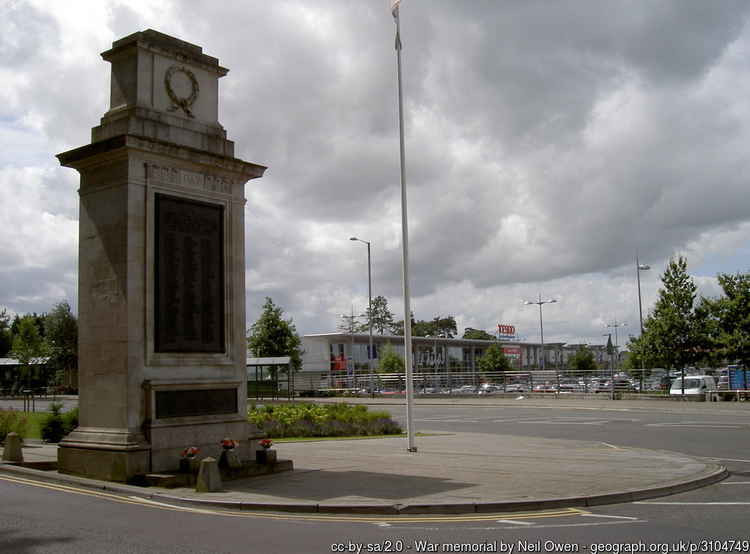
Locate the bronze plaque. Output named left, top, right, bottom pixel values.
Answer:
left=155, top=388, right=237, bottom=419
left=155, top=194, right=225, bottom=353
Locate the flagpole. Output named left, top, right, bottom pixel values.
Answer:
left=393, top=1, right=416, bottom=453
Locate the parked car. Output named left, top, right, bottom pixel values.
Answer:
left=670, top=375, right=718, bottom=396
left=450, top=385, right=478, bottom=394
left=504, top=384, right=527, bottom=393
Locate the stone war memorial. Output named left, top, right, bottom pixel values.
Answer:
left=57, top=30, right=267, bottom=481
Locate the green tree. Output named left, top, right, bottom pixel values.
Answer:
left=477, top=343, right=511, bottom=374
left=0, top=308, right=11, bottom=358
left=338, top=312, right=361, bottom=334
left=404, top=315, right=458, bottom=338
left=247, top=297, right=302, bottom=373
left=392, top=310, right=415, bottom=337
left=378, top=343, right=404, bottom=373
left=703, top=271, right=750, bottom=367
left=463, top=327, right=495, bottom=340
left=44, top=301, right=78, bottom=389
left=11, top=315, right=50, bottom=390
left=639, top=256, right=702, bottom=370
left=432, top=316, right=457, bottom=338
left=358, top=295, right=396, bottom=335
left=569, top=345, right=597, bottom=372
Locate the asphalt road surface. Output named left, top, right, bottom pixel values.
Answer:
left=2, top=399, right=750, bottom=553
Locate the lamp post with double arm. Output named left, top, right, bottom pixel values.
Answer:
left=524, top=294, right=558, bottom=370
left=350, top=237, right=374, bottom=395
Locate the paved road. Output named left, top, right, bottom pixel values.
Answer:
left=2, top=398, right=750, bottom=552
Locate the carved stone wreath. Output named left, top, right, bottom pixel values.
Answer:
left=164, top=65, right=199, bottom=118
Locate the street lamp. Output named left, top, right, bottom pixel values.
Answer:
left=606, top=320, right=627, bottom=372
left=523, top=294, right=558, bottom=370
left=349, top=237, right=374, bottom=396
left=636, top=257, right=650, bottom=338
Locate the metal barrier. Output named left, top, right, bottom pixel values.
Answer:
left=320, top=368, right=672, bottom=398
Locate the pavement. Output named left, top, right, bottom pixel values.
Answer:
left=1, top=427, right=727, bottom=515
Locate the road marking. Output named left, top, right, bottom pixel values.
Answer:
left=496, top=519, right=534, bottom=525
left=601, top=442, right=621, bottom=449
left=719, top=482, right=750, bottom=485
left=581, top=513, right=639, bottom=520
left=634, top=502, right=750, bottom=506
left=518, top=421, right=607, bottom=425
left=407, top=520, right=645, bottom=532
left=705, top=457, right=750, bottom=463
left=646, top=423, right=742, bottom=429
left=0, top=473, right=587, bottom=524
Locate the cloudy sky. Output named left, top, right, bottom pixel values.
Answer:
left=2, top=0, right=750, bottom=348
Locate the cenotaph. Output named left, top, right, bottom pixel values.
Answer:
left=57, top=30, right=266, bottom=481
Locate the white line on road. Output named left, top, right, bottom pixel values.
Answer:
left=720, top=482, right=750, bottom=485
left=581, top=513, right=639, bottom=520
left=646, top=424, right=742, bottom=429
left=704, top=457, right=750, bottom=463
left=633, top=502, right=750, bottom=506
left=601, top=442, right=621, bottom=449
left=495, top=519, right=535, bottom=526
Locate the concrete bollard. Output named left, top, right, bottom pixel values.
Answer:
left=2, top=432, right=24, bottom=462
left=195, top=456, right=222, bottom=492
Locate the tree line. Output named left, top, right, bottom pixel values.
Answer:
left=626, top=256, right=750, bottom=371
left=0, top=301, right=78, bottom=394
left=338, top=294, right=504, bottom=340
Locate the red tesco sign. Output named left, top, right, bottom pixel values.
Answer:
left=498, top=324, right=516, bottom=336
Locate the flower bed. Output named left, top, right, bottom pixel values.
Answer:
left=248, top=402, right=402, bottom=438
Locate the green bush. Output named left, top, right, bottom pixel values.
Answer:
left=40, top=402, right=76, bottom=443
left=41, top=402, right=64, bottom=443
left=248, top=402, right=402, bottom=438
left=0, top=409, right=29, bottom=442
left=62, top=407, right=78, bottom=434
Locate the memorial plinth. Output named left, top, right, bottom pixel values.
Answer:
left=57, top=30, right=266, bottom=481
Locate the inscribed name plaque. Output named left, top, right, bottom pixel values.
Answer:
left=155, top=389, right=237, bottom=419
left=155, top=194, right=225, bottom=353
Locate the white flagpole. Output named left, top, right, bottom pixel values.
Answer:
left=393, top=0, right=416, bottom=453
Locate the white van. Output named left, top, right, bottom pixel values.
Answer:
left=670, top=375, right=718, bottom=396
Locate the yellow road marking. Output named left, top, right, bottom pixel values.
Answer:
left=0, top=473, right=589, bottom=523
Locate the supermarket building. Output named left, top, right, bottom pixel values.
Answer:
left=297, top=332, right=611, bottom=390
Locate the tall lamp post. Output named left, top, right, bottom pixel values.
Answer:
left=391, top=0, right=416, bottom=453
left=636, top=257, right=650, bottom=337
left=524, top=294, right=558, bottom=370
left=606, top=320, right=627, bottom=372
left=350, top=237, right=374, bottom=396
left=636, top=257, right=650, bottom=389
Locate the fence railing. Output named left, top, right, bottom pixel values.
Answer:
left=320, top=368, right=671, bottom=396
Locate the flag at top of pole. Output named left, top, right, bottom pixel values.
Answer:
left=392, top=0, right=402, bottom=50
left=391, top=0, right=401, bottom=18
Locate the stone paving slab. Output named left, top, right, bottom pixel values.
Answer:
left=1, top=431, right=726, bottom=514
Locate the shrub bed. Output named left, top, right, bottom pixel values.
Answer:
left=0, top=409, right=29, bottom=442
left=40, top=404, right=79, bottom=443
left=248, top=402, right=402, bottom=438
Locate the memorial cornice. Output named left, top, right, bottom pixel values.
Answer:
left=57, top=134, right=266, bottom=179
left=102, top=29, right=228, bottom=76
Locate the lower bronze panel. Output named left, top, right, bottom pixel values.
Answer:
left=155, top=388, right=237, bottom=418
